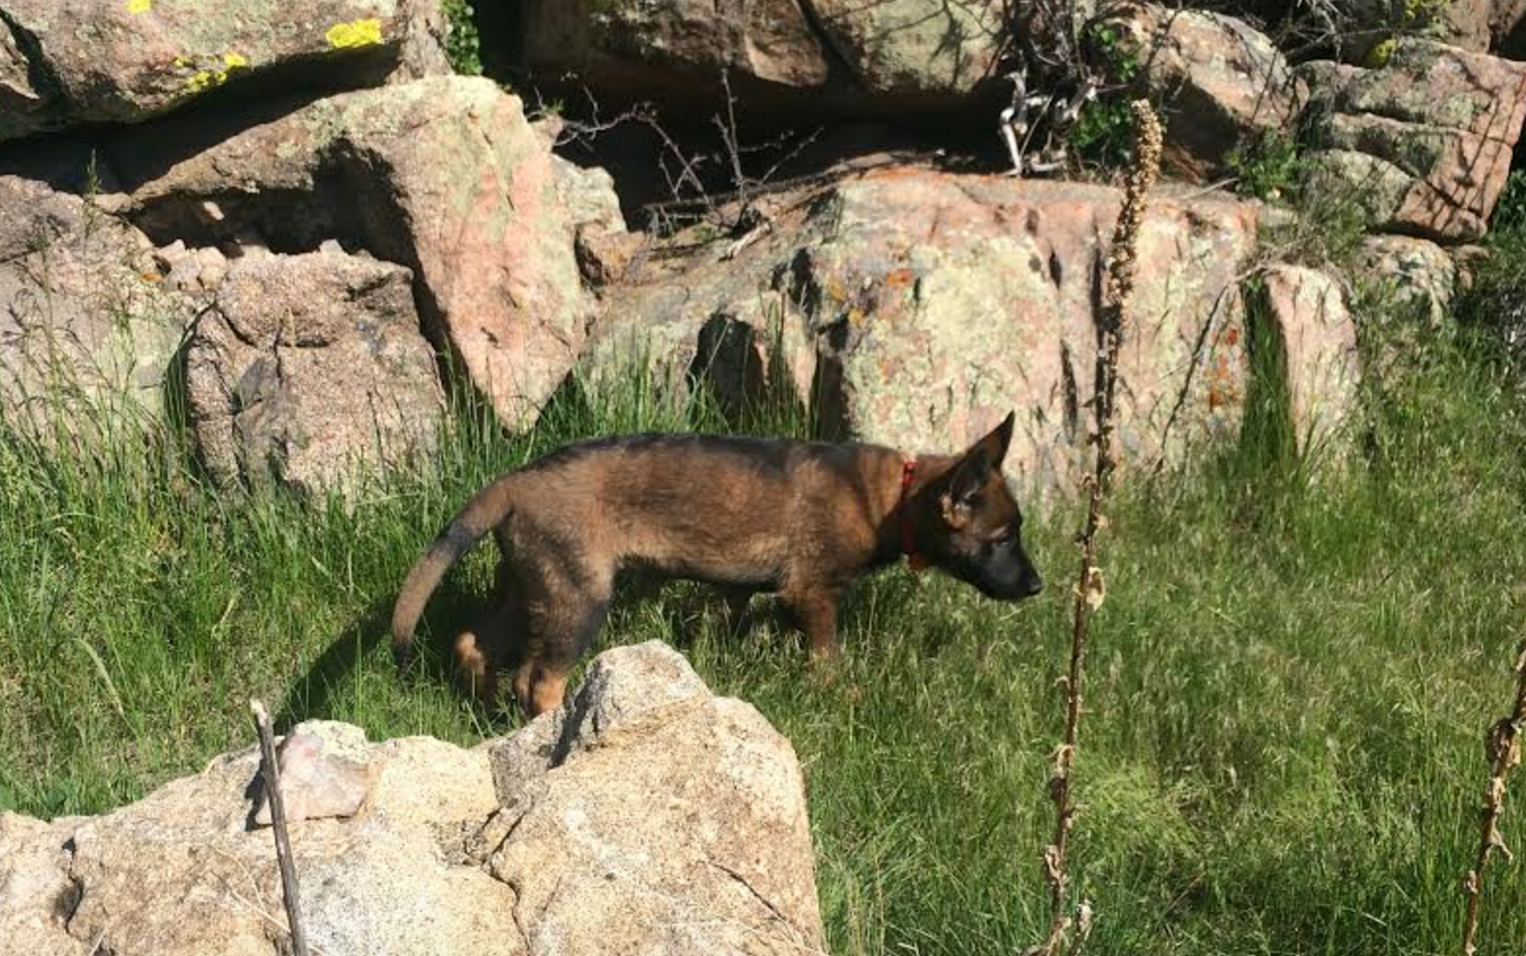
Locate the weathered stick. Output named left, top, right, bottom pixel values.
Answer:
left=251, top=699, right=310, bottom=956
left=1036, top=99, right=1163, bottom=956
left=1461, top=638, right=1526, bottom=956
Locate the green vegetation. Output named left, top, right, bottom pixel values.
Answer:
left=5, top=305, right=1526, bottom=954
left=1072, top=21, right=1144, bottom=171
left=1458, top=168, right=1526, bottom=352
left=1226, top=129, right=1300, bottom=203
left=1489, top=169, right=1526, bottom=235
left=441, top=0, right=482, bottom=76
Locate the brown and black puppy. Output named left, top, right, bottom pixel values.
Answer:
left=391, top=412, right=1042, bottom=717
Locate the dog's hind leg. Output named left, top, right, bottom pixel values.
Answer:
left=511, top=548, right=614, bottom=718
left=513, top=598, right=610, bottom=718
left=453, top=560, right=527, bottom=709
left=453, top=604, right=512, bottom=706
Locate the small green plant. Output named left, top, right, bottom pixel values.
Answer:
left=441, top=0, right=482, bottom=76
left=1492, top=169, right=1526, bottom=235
left=1454, top=171, right=1526, bottom=362
left=1364, top=0, right=1451, bottom=66
left=1070, top=21, right=1143, bottom=171
left=1226, top=130, right=1300, bottom=203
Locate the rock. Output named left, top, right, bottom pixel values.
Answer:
left=483, top=642, right=824, bottom=956
left=0, top=812, right=86, bottom=956
left=520, top=0, right=829, bottom=108
left=809, top=0, right=1006, bottom=102
left=250, top=724, right=376, bottom=827
left=393, top=0, right=452, bottom=80
left=550, top=155, right=627, bottom=237
left=0, top=642, right=825, bottom=956
left=1107, top=3, right=1303, bottom=180
left=1312, top=0, right=1526, bottom=55
left=580, top=226, right=817, bottom=423
left=1251, top=265, right=1363, bottom=459
left=43, top=732, right=505, bottom=956
left=551, top=154, right=643, bottom=287
left=1438, top=0, right=1505, bottom=51
left=517, top=0, right=1006, bottom=117
left=153, top=238, right=190, bottom=271
left=1300, top=39, right=1526, bottom=241
left=586, top=169, right=1259, bottom=495
left=1281, top=0, right=1487, bottom=57
left=1496, top=0, right=1526, bottom=56
left=1352, top=234, right=1455, bottom=324
left=195, top=245, right=229, bottom=286
left=185, top=248, right=445, bottom=495
left=124, top=76, right=589, bottom=431
left=1298, top=147, right=1413, bottom=225
left=1451, top=242, right=1491, bottom=294
left=0, top=22, right=46, bottom=141
left=1307, top=40, right=1526, bottom=139
left=0, top=0, right=450, bottom=142
left=0, top=176, right=190, bottom=442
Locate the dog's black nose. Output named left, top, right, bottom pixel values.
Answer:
left=1023, top=571, right=1044, bottom=597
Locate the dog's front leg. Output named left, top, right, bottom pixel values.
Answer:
left=787, top=588, right=843, bottom=661
left=718, top=585, right=757, bottom=638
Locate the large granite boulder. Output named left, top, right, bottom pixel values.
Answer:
left=1250, top=265, right=1363, bottom=461
left=515, top=0, right=1007, bottom=116
left=1300, top=39, right=1526, bottom=241
left=586, top=169, right=1261, bottom=495
left=185, top=248, right=446, bottom=495
left=0, top=0, right=450, bottom=143
left=1352, top=234, right=1455, bottom=324
left=0, top=175, right=190, bottom=442
left=122, top=76, right=591, bottom=431
left=807, top=0, right=1006, bottom=102
left=0, top=641, right=824, bottom=956
left=1106, top=3, right=1303, bottom=181
left=1286, top=0, right=1526, bottom=55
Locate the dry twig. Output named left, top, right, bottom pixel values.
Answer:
left=1461, top=639, right=1526, bottom=956
left=251, top=699, right=310, bottom=956
left=1033, top=99, right=1163, bottom=956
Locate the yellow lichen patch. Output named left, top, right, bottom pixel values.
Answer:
left=126, top=0, right=152, bottom=14
left=325, top=19, right=384, bottom=49
left=185, top=69, right=222, bottom=93
left=182, top=52, right=249, bottom=94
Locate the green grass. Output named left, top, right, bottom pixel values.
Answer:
left=4, top=319, right=1526, bottom=955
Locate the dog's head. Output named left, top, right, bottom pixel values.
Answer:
left=921, top=412, right=1043, bottom=602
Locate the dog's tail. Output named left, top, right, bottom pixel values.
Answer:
left=391, top=475, right=519, bottom=668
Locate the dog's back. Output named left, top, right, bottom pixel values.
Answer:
left=512, top=433, right=904, bottom=589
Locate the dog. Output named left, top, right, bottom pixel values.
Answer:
left=391, top=411, right=1042, bottom=717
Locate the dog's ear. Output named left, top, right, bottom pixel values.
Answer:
left=941, top=412, right=1015, bottom=528
left=974, top=411, right=1015, bottom=468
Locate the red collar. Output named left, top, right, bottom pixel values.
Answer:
left=900, top=460, right=928, bottom=572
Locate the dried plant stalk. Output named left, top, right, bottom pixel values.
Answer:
left=1035, top=99, right=1163, bottom=956
left=251, top=699, right=311, bottom=956
left=1461, top=639, right=1526, bottom=956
